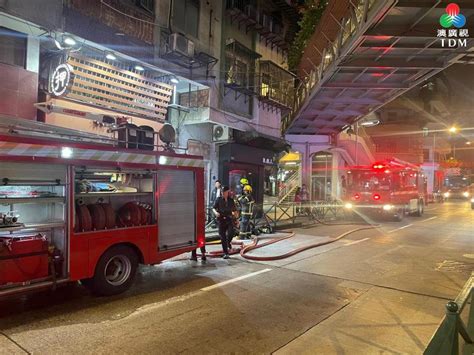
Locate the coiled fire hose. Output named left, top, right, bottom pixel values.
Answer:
left=204, top=224, right=379, bottom=261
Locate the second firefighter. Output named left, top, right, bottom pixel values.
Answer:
left=237, top=184, right=254, bottom=240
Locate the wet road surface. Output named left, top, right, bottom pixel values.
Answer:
left=0, top=201, right=472, bottom=354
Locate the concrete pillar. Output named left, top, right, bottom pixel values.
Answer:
left=302, top=142, right=312, bottom=189
left=332, top=152, right=341, bottom=198
left=26, top=36, right=40, bottom=73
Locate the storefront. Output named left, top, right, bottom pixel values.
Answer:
left=218, top=143, right=277, bottom=205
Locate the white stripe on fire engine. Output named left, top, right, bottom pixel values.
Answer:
left=33, top=145, right=58, bottom=158
left=0, top=143, right=57, bottom=158
left=162, top=157, right=204, bottom=168
left=0, top=142, right=203, bottom=167
left=5, top=143, right=31, bottom=156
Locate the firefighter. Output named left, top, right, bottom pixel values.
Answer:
left=236, top=177, right=249, bottom=197
left=213, top=186, right=238, bottom=259
left=190, top=246, right=207, bottom=262
left=237, top=184, right=255, bottom=240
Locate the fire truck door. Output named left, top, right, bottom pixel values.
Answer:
left=157, top=169, right=196, bottom=250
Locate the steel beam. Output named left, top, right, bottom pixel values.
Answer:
left=365, top=25, right=474, bottom=38
left=304, top=108, right=365, bottom=116
left=339, top=58, right=444, bottom=69
left=322, top=81, right=409, bottom=89
left=396, top=0, right=474, bottom=8
left=308, top=96, right=382, bottom=105
left=359, top=42, right=456, bottom=50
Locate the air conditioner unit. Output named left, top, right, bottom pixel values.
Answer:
left=212, top=125, right=231, bottom=142
left=168, top=33, right=195, bottom=57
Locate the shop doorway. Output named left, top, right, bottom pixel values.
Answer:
left=312, top=151, right=333, bottom=201
left=222, top=162, right=263, bottom=205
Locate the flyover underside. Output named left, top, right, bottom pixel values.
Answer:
left=287, top=0, right=474, bottom=135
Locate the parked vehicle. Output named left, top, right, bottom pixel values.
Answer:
left=0, top=124, right=205, bottom=297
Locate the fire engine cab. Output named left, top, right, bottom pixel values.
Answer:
left=344, top=159, right=427, bottom=221
left=0, top=119, right=205, bottom=297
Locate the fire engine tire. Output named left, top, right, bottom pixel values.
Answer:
left=88, top=204, right=106, bottom=230
left=77, top=204, right=92, bottom=232
left=88, top=245, right=138, bottom=296
left=101, top=204, right=117, bottom=229
left=394, top=208, right=404, bottom=222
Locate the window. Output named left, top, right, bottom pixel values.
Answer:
left=173, top=0, right=200, bottom=38
left=225, top=54, right=249, bottom=87
left=224, top=41, right=259, bottom=90
left=137, top=0, right=154, bottom=14
left=0, top=27, right=27, bottom=68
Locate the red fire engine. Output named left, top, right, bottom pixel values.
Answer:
left=344, top=159, right=427, bottom=221
left=0, top=121, right=205, bottom=297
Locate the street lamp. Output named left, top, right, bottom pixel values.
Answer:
left=449, top=126, right=458, bottom=133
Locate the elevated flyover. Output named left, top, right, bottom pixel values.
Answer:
left=283, top=0, right=474, bottom=135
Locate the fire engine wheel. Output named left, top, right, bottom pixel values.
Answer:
left=89, top=245, right=138, bottom=296
left=394, top=208, right=405, bottom=222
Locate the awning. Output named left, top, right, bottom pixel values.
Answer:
left=233, top=130, right=290, bottom=153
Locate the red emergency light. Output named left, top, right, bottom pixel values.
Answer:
left=372, top=163, right=385, bottom=169
left=354, top=193, right=361, bottom=200
left=373, top=193, right=381, bottom=200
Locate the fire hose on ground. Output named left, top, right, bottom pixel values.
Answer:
left=201, top=224, right=379, bottom=261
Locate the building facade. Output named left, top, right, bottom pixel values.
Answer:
left=0, top=0, right=300, bottom=206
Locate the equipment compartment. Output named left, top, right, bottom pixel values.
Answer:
left=74, top=167, right=155, bottom=232
left=0, top=163, right=68, bottom=284
left=0, top=235, right=49, bottom=285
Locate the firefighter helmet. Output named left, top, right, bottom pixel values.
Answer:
left=243, top=184, right=252, bottom=193
left=240, top=177, right=249, bottom=185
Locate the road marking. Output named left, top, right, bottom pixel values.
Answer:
left=387, top=224, right=413, bottom=233
left=344, top=238, right=370, bottom=246
left=200, top=268, right=272, bottom=292
left=420, top=216, right=438, bottom=222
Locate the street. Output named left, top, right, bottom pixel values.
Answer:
left=0, top=201, right=472, bottom=354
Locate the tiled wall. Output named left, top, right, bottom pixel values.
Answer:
left=0, top=63, right=38, bottom=120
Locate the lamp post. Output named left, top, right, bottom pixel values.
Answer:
left=355, top=121, right=359, bottom=165
left=449, top=126, right=458, bottom=159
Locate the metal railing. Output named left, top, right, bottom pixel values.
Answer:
left=205, top=200, right=350, bottom=236
left=282, top=0, right=382, bottom=134
left=278, top=169, right=301, bottom=204
left=424, top=272, right=474, bottom=355
left=261, top=200, right=348, bottom=229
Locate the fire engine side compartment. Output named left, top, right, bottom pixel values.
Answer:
left=70, top=225, right=156, bottom=280
left=0, top=133, right=207, bottom=287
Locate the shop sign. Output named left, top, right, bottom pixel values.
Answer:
left=262, top=157, right=274, bottom=165
left=50, top=64, right=74, bottom=97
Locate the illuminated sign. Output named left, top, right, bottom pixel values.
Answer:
left=50, top=63, right=74, bottom=97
